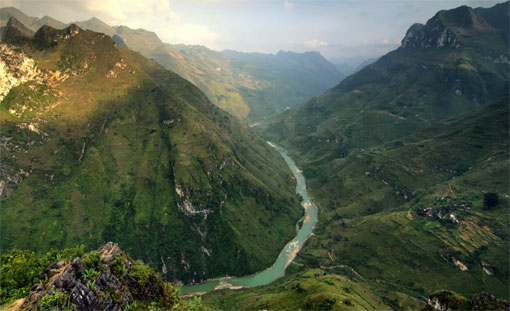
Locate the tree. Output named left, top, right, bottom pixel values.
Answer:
left=483, top=193, right=499, bottom=209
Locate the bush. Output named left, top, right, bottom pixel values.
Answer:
left=82, top=251, right=101, bottom=270
left=483, top=193, right=499, bottom=209
left=0, top=246, right=84, bottom=304
left=39, top=292, right=69, bottom=309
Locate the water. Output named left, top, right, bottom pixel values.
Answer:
left=180, top=142, right=318, bottom=294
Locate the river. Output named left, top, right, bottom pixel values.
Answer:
left=180, top=142, right=318, bottom=294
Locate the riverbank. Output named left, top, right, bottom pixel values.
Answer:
left=180, top=142, right=318, bottom=295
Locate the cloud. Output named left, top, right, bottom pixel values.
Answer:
left=304, top=39, right=328, bottom=48
left=9, top=0, right=221, bottom=46
left=84, top=0, right=180, bottom=24
left=381, top=38, right=390, bottom=44
left=283, top=0, right=295, bottom=9
left=158, top=23, right=219, bottom=46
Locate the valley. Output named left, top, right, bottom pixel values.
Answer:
left=181, top=142, right=318, bottom=294
left=0, top=1, right=509, bottom=311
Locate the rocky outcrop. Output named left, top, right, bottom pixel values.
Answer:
left=21, top=242, right=175, bottom=311
left=33, top=23, right=81, bottom=48
left=424, top=291, right=509, bottom=311
left=0, top=43, right=44, bottom=101
left=2, top=17, right=34, bottom=44
left=401, top=18, right=458, bottom=49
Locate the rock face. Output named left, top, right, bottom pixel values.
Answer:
left=21, top=242, right=174, bottom=311
left=0, top=43, right=44, bottom=101
left=424, top=290, right=509, bottom=311
left=401, top=12, right=460, bottom=49
left=401, top=5, right=496, bottom=49
left=2, top=17, right=34, bottom=44
left=33, top=24, right=81, bottom=48
left=401, top=21, right=458, bottom=48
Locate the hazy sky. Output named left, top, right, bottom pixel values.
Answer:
left=1, top=0, right=502, bottom=63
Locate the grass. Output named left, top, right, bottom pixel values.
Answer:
left=200, top=265, right=404, bottom=311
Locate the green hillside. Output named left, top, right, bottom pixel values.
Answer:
left=0, top=22, right=302, bottom=284
left=110, top=35, right=344, bottom=122
left=204, top=94, right=509, bottom=310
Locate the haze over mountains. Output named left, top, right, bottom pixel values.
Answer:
left=0, top=2, right=509, bottom=311
left=0, top=7, right=344, bottom=122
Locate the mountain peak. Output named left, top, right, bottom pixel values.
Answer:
left=2, top=16, right=34, bottom=44
left=33, top=23, right=82, bottom=48
left=400, top=3, right=503, bottom=49
left=400, top=16, right=458, bottom=49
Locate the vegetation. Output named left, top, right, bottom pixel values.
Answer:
left=254, top=2, right=509, bottom=307
left=0, top=245, right=205, bottom=311
left=0, top=22, right=302, bottom=284
left=263, top=3, right=509, bottom=165
left=421, top=290, right=509, bottom=311
left=483, top=193, right=499, bottom=210
left=200, top=265, right=421, bottom=310
left=0, top=246, right=85, bottom=304
left=1, top=8, right=344, bottom=122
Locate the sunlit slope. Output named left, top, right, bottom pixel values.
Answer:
left=0, top=22, right=302, bottom=284
left=0, top=8, right=344, bottom=122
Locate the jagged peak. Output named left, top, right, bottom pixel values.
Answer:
left=400, top=3, right=501, bottom=49
left=33, top=23, right=82, bottom=48
left=2, top=16, right=34, bottom=44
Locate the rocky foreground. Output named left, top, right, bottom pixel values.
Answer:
left=2, top=242, right=202, bottom=311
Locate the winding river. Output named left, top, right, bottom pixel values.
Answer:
left=180, top=142, right=318, bottom=294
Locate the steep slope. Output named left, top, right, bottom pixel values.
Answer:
left=296, top=95, right=509, bottom=299
left=264, top=2, right=509, bottom=164
left=204, top=95, right=509, bottom=309
left=0, top=9, right=343, bottom=121
left=255, top=1, right=510, bottom=305
left=0, top=23, right=302, bottom=284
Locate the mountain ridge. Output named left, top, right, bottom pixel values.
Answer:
left=0, top=8, right=343, bottom=121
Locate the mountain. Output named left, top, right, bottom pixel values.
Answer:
left=0, top=21, right=302, bottom=284
left=102, top=31, right=344, bottom=122
left=0, top=7, right=65, bottom=32
left=334, top=57, right=378, bottom=77
left=75, top=17, right=115, bottom=37
left=0, top=9, right=344, bottom=122
left=254, top=1, right=509, bottom=306
left=354, top=57, right=378, bottom=72
left=264, top=2, right=509, bottom=165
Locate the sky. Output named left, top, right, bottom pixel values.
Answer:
left=1, top=0, right=502, bottom=64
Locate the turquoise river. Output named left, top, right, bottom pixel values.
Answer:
left=180, top=142, right=319, bottom=294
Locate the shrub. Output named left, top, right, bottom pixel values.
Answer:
left=483, top=193, right=499, bottom=209
left=39, top=292, right=69, bottom=309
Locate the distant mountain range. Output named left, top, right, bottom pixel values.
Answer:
left=0, top=7, right=344, bottom=122
left=264, top=2, right=509, bottom=163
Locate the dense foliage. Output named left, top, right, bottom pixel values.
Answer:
left=0, top=22, right=301, bottom=284
left=0, top=246, right=85, bottom=304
